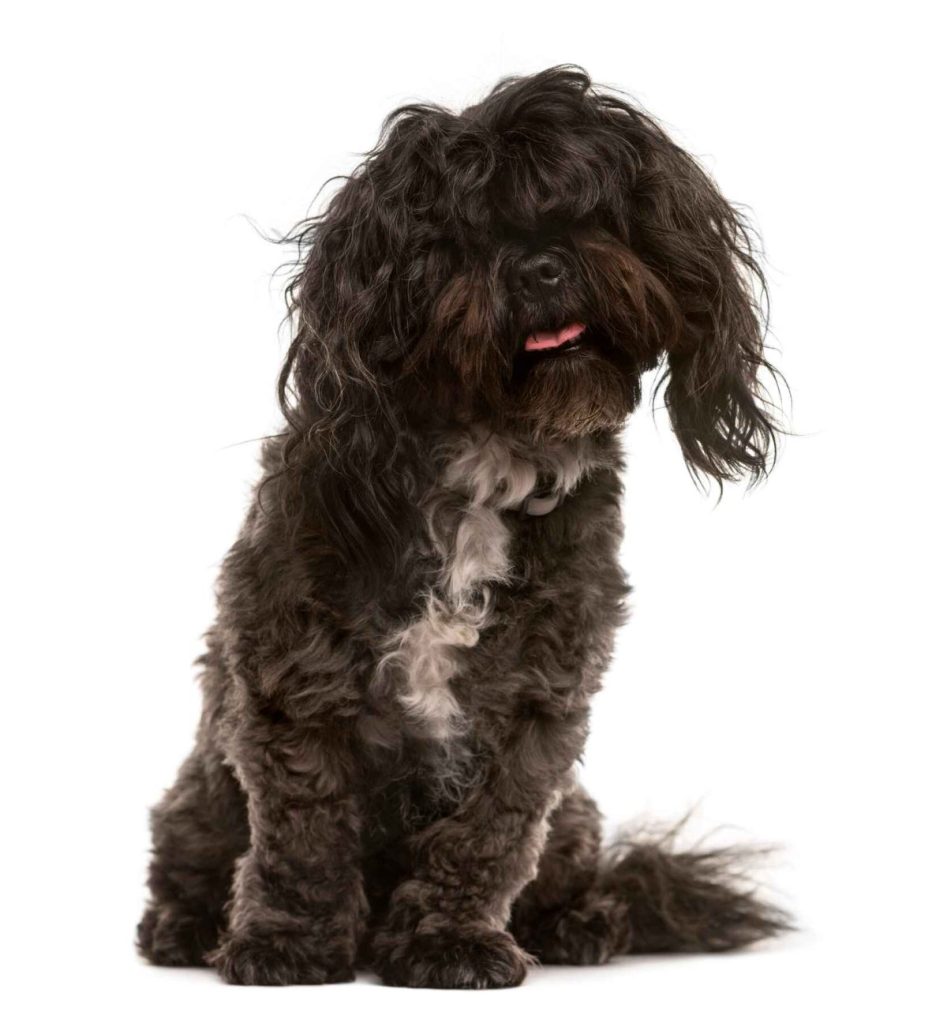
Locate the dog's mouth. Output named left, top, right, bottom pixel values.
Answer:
left=523, top=321, right=588, bottom=355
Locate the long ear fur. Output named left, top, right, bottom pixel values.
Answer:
left=604, top=92, right=782, bottom=484
left=649, top=149, right=780, bottom=484
left=269, top=107, right=449, bottom=594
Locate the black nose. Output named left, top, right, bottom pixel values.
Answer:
left=512, top=251, right=566, bottom=298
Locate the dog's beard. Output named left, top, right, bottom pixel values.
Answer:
left=408, top=322, right=640, bottom=439
left=510, top=334, right=640, bottom=438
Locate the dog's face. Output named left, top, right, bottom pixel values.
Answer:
left=395, top=77, right=696, bottom=440
left=283, top=67, right=778, bottom=484
left=412, top=219, right=680, bottom=443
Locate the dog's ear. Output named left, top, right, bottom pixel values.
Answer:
left=271, top=108, right=447, bottom=591
left=617, top=110, right=781, bottom=485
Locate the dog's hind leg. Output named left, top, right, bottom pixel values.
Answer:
left=138, top=737, right=249, bottom=966
left=511, top=783, right=631, bottom=965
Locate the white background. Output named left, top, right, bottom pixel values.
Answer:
left=3, top=2, right=944, bottom=1020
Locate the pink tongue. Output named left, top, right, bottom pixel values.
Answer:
left=524, top=322, right=586, bottom=352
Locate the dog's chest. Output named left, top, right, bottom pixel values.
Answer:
left=374, top=428, right=598, bottom=741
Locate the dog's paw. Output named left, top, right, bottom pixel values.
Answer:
left=209, top=931, right=355, bottom=986
left=137, top=904, right=218, bottom=967
left=374, top=920, right=532, bottom=989
left=517, top=895, right=630, bottom=966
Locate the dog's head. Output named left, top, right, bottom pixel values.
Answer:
left=276, top=68, right=781, bottom=577
left=282, top=66, right=779, bottom=478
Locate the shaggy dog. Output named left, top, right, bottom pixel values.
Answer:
left=138, top=66, right=788, bottom=988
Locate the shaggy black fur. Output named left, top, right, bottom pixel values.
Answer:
left=139, top=66, right=789, bottom=989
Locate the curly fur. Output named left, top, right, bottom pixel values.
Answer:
left=138, top=66, right=788, bottom=989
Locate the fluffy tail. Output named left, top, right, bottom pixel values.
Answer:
left=597, top=823, right=792, bottom=954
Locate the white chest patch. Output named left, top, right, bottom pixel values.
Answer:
left=375, top=428, right=601, bottom=740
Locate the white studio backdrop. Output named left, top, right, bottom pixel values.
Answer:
left=2, top=2, right=943, bottom=1021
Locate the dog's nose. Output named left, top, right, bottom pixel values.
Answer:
left=513, top=251, right=566, bottom=298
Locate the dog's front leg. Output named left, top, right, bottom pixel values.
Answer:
left=372, top=721, right=578, bottom=989
left=209, top=721, right=364, bottom=985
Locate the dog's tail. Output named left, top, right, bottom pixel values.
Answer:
left=514, top=815, right=791, bottom=962
left=596, top=822, right=792, bottom=955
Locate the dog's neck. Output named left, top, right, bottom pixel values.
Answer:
left=436, top=425, right=608, bottom=517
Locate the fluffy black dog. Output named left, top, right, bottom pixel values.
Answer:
left=139, top=66, right=787, bottom=988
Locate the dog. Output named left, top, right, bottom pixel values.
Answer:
left=138, top=66, right=788, bottom=989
